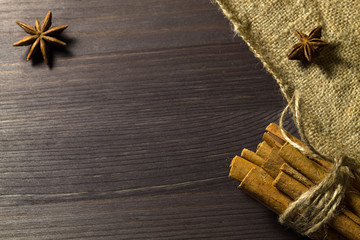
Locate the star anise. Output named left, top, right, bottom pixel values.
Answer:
left=13, top=11, right=68, bottom=65
left=288, top=26, right=328, bottom=62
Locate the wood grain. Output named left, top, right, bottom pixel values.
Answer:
left=0, top=0, right=306, bottom=239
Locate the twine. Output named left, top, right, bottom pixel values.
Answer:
left=215, top=0, right=360, bottom=236
left=278, top=90, right=352, bottom=236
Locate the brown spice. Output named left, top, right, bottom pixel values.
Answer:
left=288, top=26, right=328, bottom=62
left=13, top=11, right=68, bottom=65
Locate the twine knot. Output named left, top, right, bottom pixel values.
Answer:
left=278, top=90, right=353, bottom=236
left=279, top=157, right=351, bottom=236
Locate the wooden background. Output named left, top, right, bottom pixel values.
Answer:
left=0, top=0, right=308, bottom=239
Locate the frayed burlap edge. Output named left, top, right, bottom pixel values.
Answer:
left=215, top=0, right=293, bottom=103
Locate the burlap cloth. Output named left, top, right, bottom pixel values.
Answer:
left=216, top=0, right=360, bottom=171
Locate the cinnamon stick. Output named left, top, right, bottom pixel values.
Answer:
left=346, top=190, right=360, bottom=218
left=279, top=142, right=326, bottom=184
left=263, top=132, right=283, bottom=149
left=273, top=171, right=308, bottom=200
left=310, top=156, right=333, bottom=171
left=280, top=163, right=314, bottom=188
left=256, top=141, right=272, bottom=159
left=229, top=155, right=261, bottom=182
left=265, top=122, right=303, bottom=147
left=240, top=148, right=265, bottom=167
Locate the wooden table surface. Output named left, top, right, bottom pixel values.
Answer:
left=0, top=1, right=308, bottom=239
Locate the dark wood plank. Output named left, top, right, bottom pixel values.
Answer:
left=0, top=0, right=306, bottom=239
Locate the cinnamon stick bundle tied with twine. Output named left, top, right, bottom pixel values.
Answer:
left=229, top=123, right=360, bottom=240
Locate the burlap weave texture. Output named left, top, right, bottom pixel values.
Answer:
left=216, top=0, right=360, bottom=170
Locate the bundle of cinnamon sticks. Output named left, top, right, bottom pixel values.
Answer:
left=230, top=123, right=360, bottom=240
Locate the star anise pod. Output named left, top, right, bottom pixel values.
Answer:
left=288, top=26, right=328, bottom=62
left=13, top=11, right=68, bottom=65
